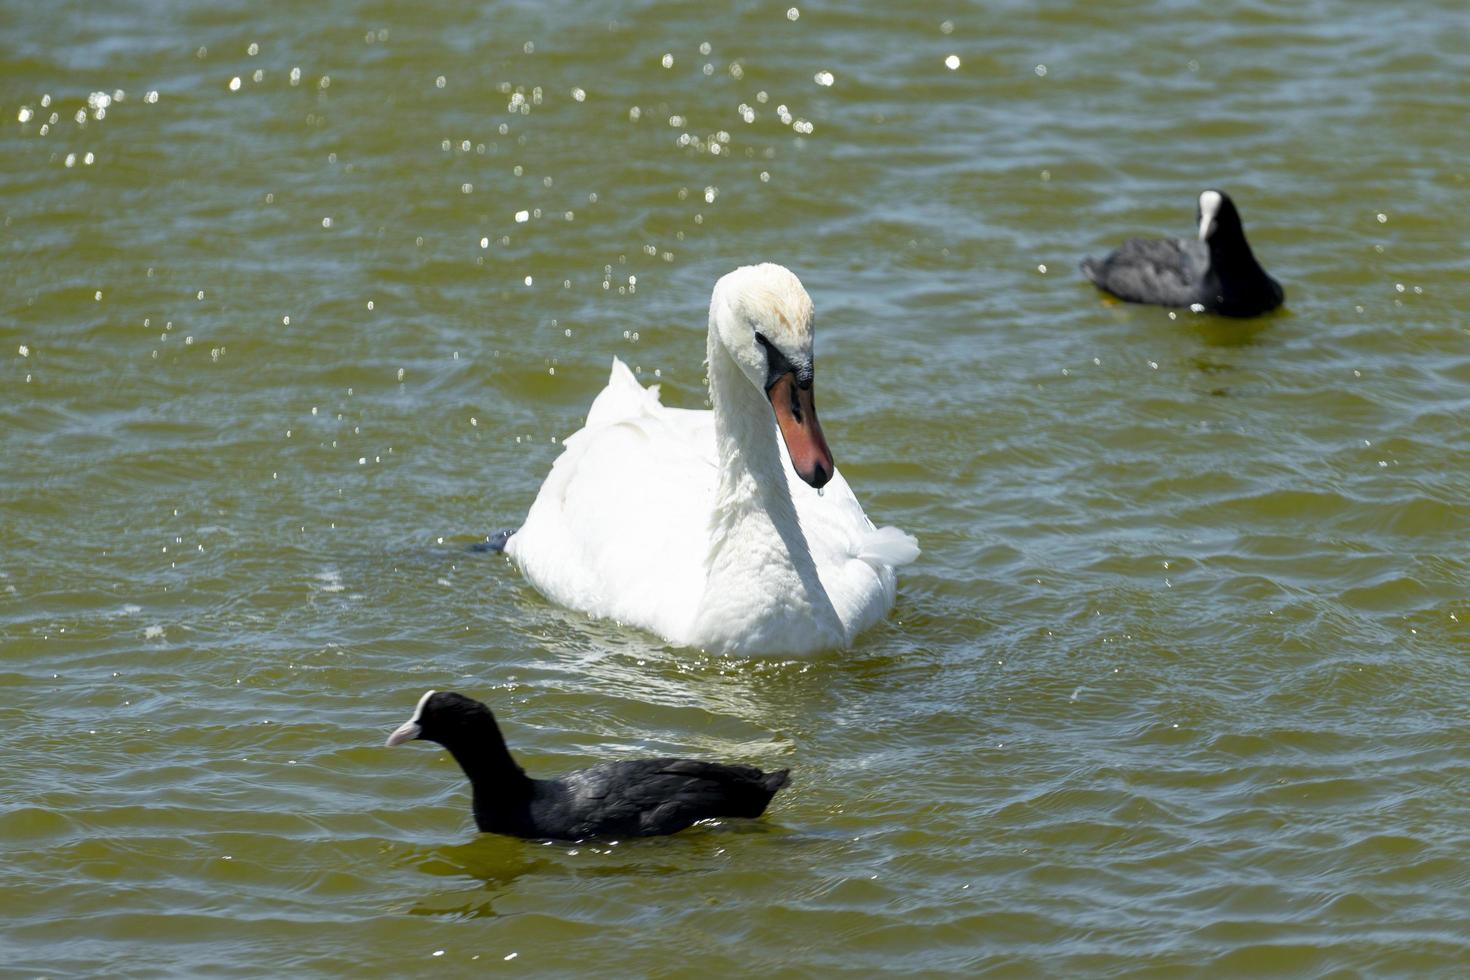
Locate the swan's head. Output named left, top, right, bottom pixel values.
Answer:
left=710, top=263, right=834, bottom=488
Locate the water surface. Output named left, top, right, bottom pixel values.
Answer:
left=4, top=0, right=1470, bottom=974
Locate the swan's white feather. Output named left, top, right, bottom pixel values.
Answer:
left=854, top=525, right=923, bottom=566
left=508, top=356, right=916, bottom=655
left=506, top=265, right=917, bottom=657
left=509, top=362, right=710, bottom=643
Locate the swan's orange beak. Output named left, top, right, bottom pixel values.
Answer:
left=767, top=371, right=834, bottom=489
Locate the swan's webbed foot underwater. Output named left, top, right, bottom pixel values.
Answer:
left=472, top=528, right=517, bottom=553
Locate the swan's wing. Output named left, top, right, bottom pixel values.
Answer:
left=508, top=359, right=714, bottom=643
left=787, top=460, right=918, bottom=569
left=787, top=458, right=919, bottom=638
left=583, top=357, right=664, bottom=429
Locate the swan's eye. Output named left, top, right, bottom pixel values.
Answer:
left=754, top=332, right=813, bottom=390
left=754, top=332, right=788, bottom=390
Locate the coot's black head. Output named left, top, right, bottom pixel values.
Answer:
left=1196, top=189, right=1244, bottom=245
left=386, top=690, right=497, bottom=748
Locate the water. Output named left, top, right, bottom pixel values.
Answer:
left=4, top=0, right=1470, bottom=973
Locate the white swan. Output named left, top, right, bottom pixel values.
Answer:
left=504, top=263, right=918, bottom=656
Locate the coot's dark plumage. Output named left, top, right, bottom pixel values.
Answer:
left=1081, top=190, right=1284, bottom=317
left=386, top=690, right=790, bottom=840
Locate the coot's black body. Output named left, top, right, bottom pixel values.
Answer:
left=1081, top=190, right=1283, bottom=318
left=386, top=691, right=789, bottom=840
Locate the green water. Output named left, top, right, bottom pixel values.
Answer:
left=4, top=0, right=1470, bottom=974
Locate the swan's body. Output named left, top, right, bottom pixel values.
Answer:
left=505, top=264, right=918, bottom=657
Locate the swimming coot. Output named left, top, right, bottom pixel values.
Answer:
left=1080, top=189, right=1284, bottom=317
left=386, top=690, right=790, bottom=840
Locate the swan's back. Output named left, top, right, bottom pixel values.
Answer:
left=507, top=359, right=713, bottom=640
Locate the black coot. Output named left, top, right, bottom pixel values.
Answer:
left=1081, top=189, right=1283, bottom=317
left=386, top=690, right=790, bottom=840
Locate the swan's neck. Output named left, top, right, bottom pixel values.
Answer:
left=694, top=334, right=843, bottom=653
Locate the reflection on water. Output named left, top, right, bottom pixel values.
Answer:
left=406, top=840, right=554, bottom=920
left=1190, top=319, right=1277, bottom=350
left=403, top=821, right=791, bottom=920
